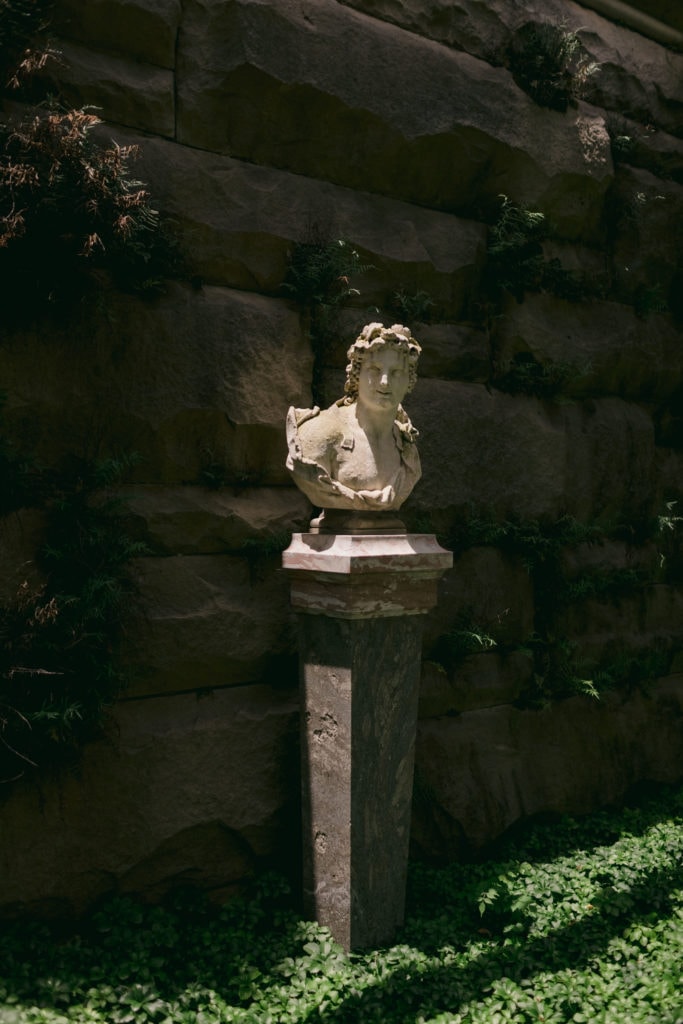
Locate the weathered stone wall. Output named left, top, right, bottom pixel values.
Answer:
left=1, top=0, right=682, bottom=914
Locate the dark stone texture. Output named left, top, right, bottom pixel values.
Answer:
left=299, top=613, right=423, bottom=949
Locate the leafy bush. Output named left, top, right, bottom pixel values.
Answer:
left=0, top=104, right=178, bottom=319
left=283, top=238, right=368, bottom=310
left=0, top=0, right=180, bottom=321
left=482, top=196, right=602, bottom=311
left=3, top=785, right=683, bottom=1022
left=0, top=0, right=54, bottom=92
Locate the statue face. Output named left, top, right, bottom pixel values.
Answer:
left=357, top=345, right=410, bottom=415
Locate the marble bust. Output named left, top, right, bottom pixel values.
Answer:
left=286, top=323, right=421, bottom=521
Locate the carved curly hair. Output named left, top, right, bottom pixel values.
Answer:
left=343, top=323, right=421, bottom=402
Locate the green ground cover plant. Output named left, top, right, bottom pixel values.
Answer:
left=2, top=783, right=683, bottom=1022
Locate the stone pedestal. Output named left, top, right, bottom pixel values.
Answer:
left=282, top=532, right=452, bottom=950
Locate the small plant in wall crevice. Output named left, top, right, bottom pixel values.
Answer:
left=479, top=196, right=603, bottom=314
left=492, top=352, right=584, bottom=400
left=390, top=287, right=436, bottom=324
left=283, top=236, right=373, bottom=405
left=484, top=195, right=546, bottom=304
left=508, top=21, right=599, bottom=112
left=431, top=621, right=497, bottom=673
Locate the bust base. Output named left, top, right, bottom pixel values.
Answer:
left=309, top=509, right=406, bottom=534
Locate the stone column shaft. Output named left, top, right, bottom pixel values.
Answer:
left=283, top=532, right=452, bottom=950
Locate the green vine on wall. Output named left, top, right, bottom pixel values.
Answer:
left=0, top=452, right=146, bottom=784
left=283, top=236, right=373, bottom=405
left=431, top=511, right=678, bottom=704
left=482, top=195, right=604, bottom=314
left=493, top=353, right=585, bottom=399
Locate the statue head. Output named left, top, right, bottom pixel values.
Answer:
left=343, top=323, right=421, bottom=404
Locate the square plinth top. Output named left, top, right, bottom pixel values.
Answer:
left=282, top=533, right=452, bottom=618
left=282, top=532, right=453, bottom=575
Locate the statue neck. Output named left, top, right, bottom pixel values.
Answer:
left=353, top=400, right=396, bottom=438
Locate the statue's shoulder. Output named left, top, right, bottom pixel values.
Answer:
left=288, top=401, right=348, bottom=451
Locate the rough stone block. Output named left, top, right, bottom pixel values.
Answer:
left=560, top=539, right=659, bottom=580
left=562, top=583, right=683, bottom=664
left=406, top=381, right=567, bottom=521
left=340, top=0, right=510, bottom=62
left=424, top=546, right=535, bottom=649
left=562, top=397, right=656, bottom=523
left=619, top=121, right=683, bottom=185
left=123, top=485, right=311, bottom=554
left=0, top=284, right=311, bottom=486
left=175, top=0, right=613, bottom=240
left=415, top=322, right=491, bottom=382
left=405, top=381, right=656, bottom=524
left=53, top=0, right=182, bottom=67
left=124, top=554, right=295, bottom=697
left=413, top=675, right=683, bottom=857
left=493, top=294, right=683, bottom=401
left=344, top=0, right=683, bottom=136
left=656, top=449, right=683, bottom=504
left=50, top=39, right=175, bottom=137
left=113, top=129, right=486, bottom=316
left=609, top=166, right=683, bottom=311
left=118, top=822, right=253, bottom=904
left=577, top=9, right=683, bottom=137
left=0, top=684, right=298, bottom=917
left=419, top=650, right=532, bottom=717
